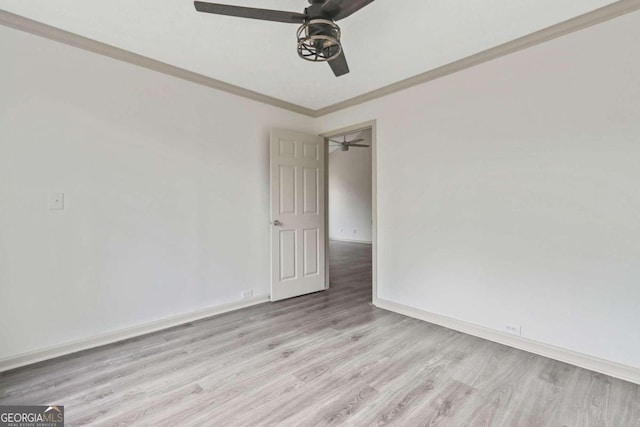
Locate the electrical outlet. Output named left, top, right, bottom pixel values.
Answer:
left=48, top=193, right=65, bottom=210
left=241, top=289, right=253, bottom=299
left=505, top=324, right=522, bottom=336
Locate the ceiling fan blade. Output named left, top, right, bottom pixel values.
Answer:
left=330, top=138, right=363, bottom=144
left=348, top=144, right=370, bottom=147
left=328, top=49, right=349, bottom=77
left=331, top=0, right=375, bottom=21
left=194, top=1, right=306, bottom=24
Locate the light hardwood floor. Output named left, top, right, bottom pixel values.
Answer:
left=1, top=241, right=639, bottom=426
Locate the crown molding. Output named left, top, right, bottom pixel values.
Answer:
left=3, top=0, right=640, bottom=119
left=313, top=0, right=640, bottom=117
left=0, top=10, right=316, bottom=117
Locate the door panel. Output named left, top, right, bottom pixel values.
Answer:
left=279, top=165, right=296, bottom=214
left=303, top=228, right=319, bottom=277
left=270, top=129, right=325, bottom=301
left=303, top=168, right=319, bottom=214
left=279, top=230, right=297, bottom=281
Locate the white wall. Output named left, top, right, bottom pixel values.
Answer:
left=329, top=130, right=372, bottom=243
left=0, top=26, right=314, bottom=361
left=3, top=8, right=640, bottom=374
left=316, top=10, right=640, bottom=369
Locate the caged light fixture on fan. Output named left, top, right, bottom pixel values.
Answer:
left=193, top=0, right=376, bottom=76
left=297, top=19, right=342, bottom=63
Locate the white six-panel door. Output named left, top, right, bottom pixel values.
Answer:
left=270, top=129, right=325, bottom=301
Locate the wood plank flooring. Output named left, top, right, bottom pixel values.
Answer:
left=1, top=241, right=639, bottom=426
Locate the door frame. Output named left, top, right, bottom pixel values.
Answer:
left=320, top=120, right=378, bottom=305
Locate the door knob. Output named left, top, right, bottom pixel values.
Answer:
left=272, top=220, right=283, bottom=226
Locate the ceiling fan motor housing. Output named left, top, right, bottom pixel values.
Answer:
left=297, top=18, right=341, bottom=62
left=298, top=18, right=342, bottom=62
left=297, top=3, right=342, bottom=62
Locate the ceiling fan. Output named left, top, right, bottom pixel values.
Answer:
left=329, top=136, right=370, bottom=151
left=193, top=0, right=376, bottom=77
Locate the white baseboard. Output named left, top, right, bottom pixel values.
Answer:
left=0, top=294, right=270, bottom=373
left=329, top=237, right=372, bottom=245
left=375, top=298, right=640, bottom=385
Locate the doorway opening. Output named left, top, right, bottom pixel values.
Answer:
left=322, top=121, right=377, bottom=303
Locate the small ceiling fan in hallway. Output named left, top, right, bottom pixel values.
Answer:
left=329, top=136, right=370, bottom=151
left=193, top=0, right=376, bottom=76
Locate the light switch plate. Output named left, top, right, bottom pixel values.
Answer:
left=48, top=193, right=65, bottom=210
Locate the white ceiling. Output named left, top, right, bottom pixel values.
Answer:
left=0, top=0, right=618, bottom=110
